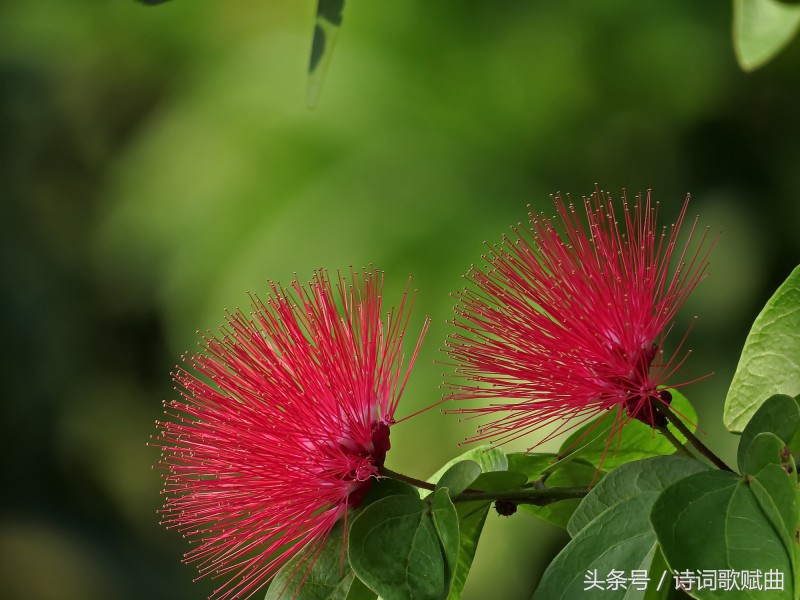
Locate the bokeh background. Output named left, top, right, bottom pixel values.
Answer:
left=2, top=1, right=800, bottom=598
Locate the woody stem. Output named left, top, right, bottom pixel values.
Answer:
left=654, top=404, right=734, bottom=472
left=379, top=466, right=435, bottom=491
left=379, top=466, right=591, bottom=505
left=655, top=422, right=695, bottom=459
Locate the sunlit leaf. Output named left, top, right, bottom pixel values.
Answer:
left=733, top=0, right=800, bottom=72
left=558, top=389, right=696, bottom=470
left=724, top=266, right=800, bottom=431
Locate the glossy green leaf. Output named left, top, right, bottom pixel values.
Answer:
left=265, top=519, right=354, bottom=600
left=533, top=495, right=660, bottom=599
left=343, top=577, right=378, bottom=600
left=641, top=547, right=672, bottom=600
left=568, top=455, right=710, bottom=537
left=422, top=446, right=508, bottom=599
left=742, top=432, right=788, bottom=476
left=738, top=394, right=800, bottom=472
left=435, top=461, right=482, bottom=497
left=348, top=495, right=446, bottom=600
left=425, top=446, right=508, bottom=488
left=445, top=500, right=490, bottom=600
left=469, top=470, right=528, bottom=492
left=724, top=266, right=800, bottom=431
left=361, top=477, right=420, bottom=506
left=651, top=470, right=793, bottom=599
left=558, top=390, right=697, bottom=470
left=431, top=489, right=460, bottom=594
left=750, top=464, right=799, bottom=591
left=520, top=460, right=599, bottom=529
left=307, top=0, right=345, bottom=107
left=733, top=0, right=800, bottom=72
left=506, top=453, right=558, bottom=481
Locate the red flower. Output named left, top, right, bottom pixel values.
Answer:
left=447, top=190, right=713, bottom=448
left=153, top=270, right=428, bottom=599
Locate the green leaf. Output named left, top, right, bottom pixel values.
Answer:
left=520, top=460, right=599, bottom=529
left=434, top=461, right=482, bottom=497
left=422, top=446, right=508, bottom=599
left=557, top=389, right=697, bottom=470
left=469, top=470, right=528, bottom=492
left=506, top=453, right=558, bottom=481
left=348, top=495, right=446, bottom=600
left=738, top=394, right=800, bottom=472
left=425, top=446, right=508, bottom=489
left=445, top=501, right=490, bottom=600
left=724, top=265, right=800, bottom=431
left=307, top=0, right=345, bottom=107
left=568, top=455, right=710, bottom=537
left=742, top=432, right=788, bottom=475
left=343, top=577, right=378, bottom=600
left=733, top=0, right=800, bottom=72
left=361, top=477, right=420, bottom=507
left=750, top=464, right=799, bottom=592
left=641, top=547, right=672, bottom=600
left=651, top=470, right=793, bottom=599
left=431, top=489, right=460, bottom=594
left=533, top=457, right=680, bottom=600
left=265, top=519, right=354, bottom=600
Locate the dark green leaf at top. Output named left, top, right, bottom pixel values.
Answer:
left=137, top=0, right=171, bottom=5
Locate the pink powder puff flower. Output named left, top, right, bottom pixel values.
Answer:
left=446, top=190, right=713, bottom=449
left=153, top=269, right=428, bottom=599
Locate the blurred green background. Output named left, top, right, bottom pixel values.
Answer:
left=2, top=1, right=799, bottom=598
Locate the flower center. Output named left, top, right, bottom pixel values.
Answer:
left=343, top=420, right=392, bottom=508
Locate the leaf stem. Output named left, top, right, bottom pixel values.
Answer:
left=655, top=403, right=734, bottom=472
left=379, top=466, right=591, bottom=506
left=378, top=466, right=436, bottom=491
left=655, top=422, right=695, bottom=459
left=452, top=486, right=591, bottom=506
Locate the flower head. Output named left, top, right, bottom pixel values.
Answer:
left=154, top=269, right=428, bottom=599
left=447, top=190, right=713, bottom=448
